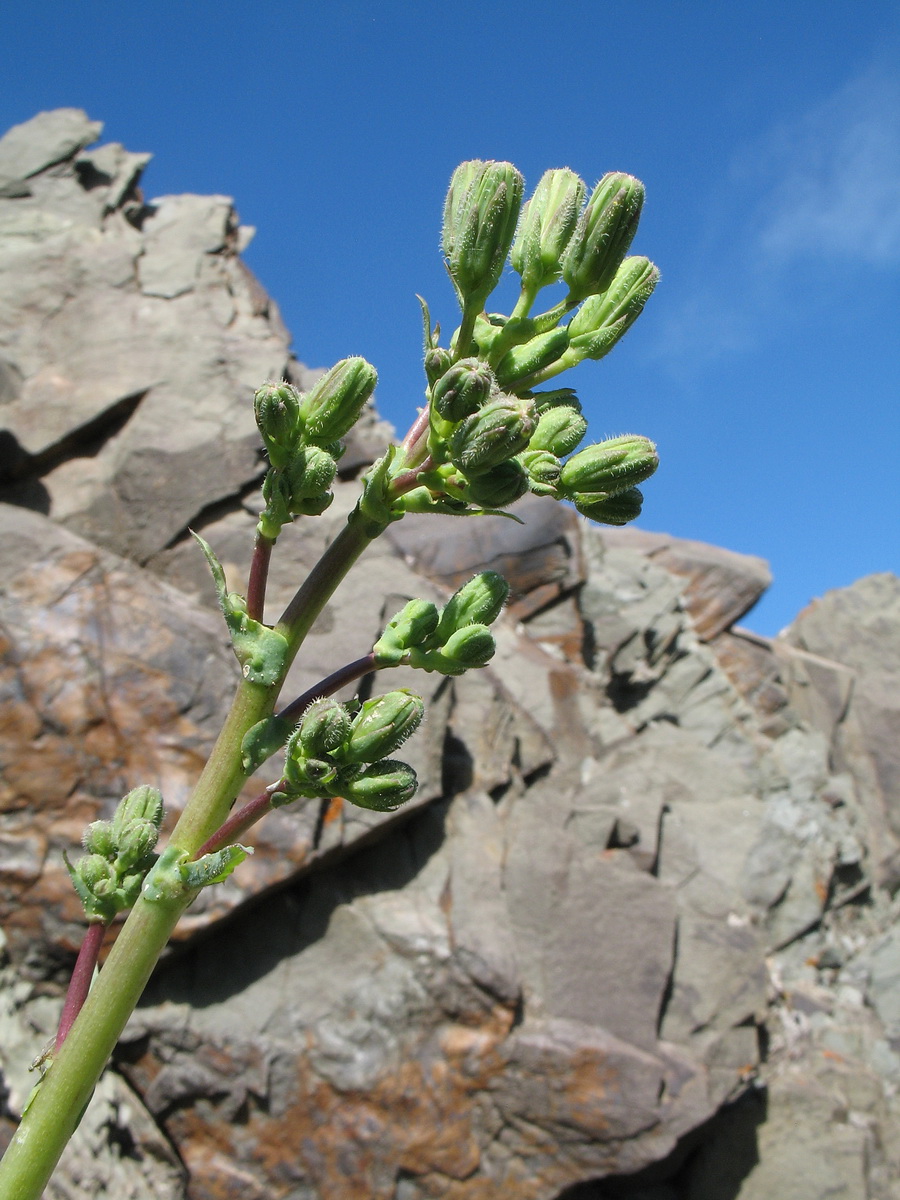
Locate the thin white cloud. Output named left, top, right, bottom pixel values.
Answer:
left=751, top=65, right=900, bottom=266
left=653, top=57, right=900, bottom=375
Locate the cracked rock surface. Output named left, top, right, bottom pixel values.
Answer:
left=2, top=111, right=900, bottom=1200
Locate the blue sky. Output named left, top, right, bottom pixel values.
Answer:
left=2, top=1, right=898, bottom=635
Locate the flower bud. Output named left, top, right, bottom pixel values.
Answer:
left=430, top=358, right=495, bottom=422
left=115, top=819, right=159, bottom=871
left=448, top=396, right=536, bottom=475
left=464, top=459, right=529, bottom=508
left=290, top=492, right=334, bottom=517
left=440, top=624, right=496, bottom=669
left=283, top=749, right=340, bottom=796
left=559, top=435, right=658, bottom=497
left=297, top=698, right=352, bottom=758
left=435, top=572, right=509, bottom=644
left=259, top=469, right=293, bottom=539
left=567, top=257, right=659, bottom=361
left=82, top=820, right=115, bottom=857
left=344, top=689, right=425, bottom=765
left=494, top=328, right=570, bottom=390
left=111, top=786, right=164, bottom=846
left=424, top=346, right=453, bottom=386
left=561, top=172, right=645, bottom=302
left=511, top=168, right=586, bottom=292
left=254, top=383, right=302, bottom=469
left=299, top=357, right=378, bottom=443
left=519, top=449, right=561, bottom=496
left=442, top=160, right=524, bottom=306
left=77, top=854, right=115, bottom=895
left=529, top=406, right=588, bottom=456
left=341, top=760, right=418, bottom=812
left=284, top=445, right=337, bottom=504
left=573, top=487, right=644, bottom=526
left=374, top=599, right=440, bottom=664
left=529, top=388, right=581, bottom=416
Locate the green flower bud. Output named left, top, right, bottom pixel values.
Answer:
left=529, top=406, right=588, bottom=456
left=283, top=747, right=341, bottom=797
left=82, top=820, right=115, bottom=857
left=254, top=383, right=302, bottom=469
left=341, top=760, right=418, bottom=812
left=115, top=819, right=159, bottom=871
left=435, top=571, right=509, bottom=644
left=297, top=698, right=352, bottom=758
left=374, top=599, right=440, bottom=665
left=77, top=853, right=115, bottom=895
left=448, top=396, right=536, bottom=475
left=442, top=160, right=524, bottom=306
left=511, top=168, right=587, bottom=292
left=529, top=388, right=582, bottom=416
left=299, top=357, right=378, bottom=443
left=290, top=492, right=335, bottom=517
left=559, top=435, right=658, bottom=497
left=284, top=445, right=337, bottom=504
left=259, top=469, right=293, bottom=539
left=424, top=347, right=453, bottom=386
left=344, top=689, right=425, bottom=765
left=111, top=786, right=164, bottom=846
left=572, top=487, right=644, bottom=526
left=464, top=459, right=529, bottom=508
left=519, top=449, right=561, bottom=496
left=440, top=624, right=496, bottom=669
left=567, top=257, right=660, bottom=361
left=494, top=328, right=570, bottom=390
left=561, top=172, right=645, bottom=302
left=430, top=358, right=495, bottom=422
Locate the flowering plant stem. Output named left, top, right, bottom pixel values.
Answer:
left=0, top=510, right=379, bottom=1200
left=0, top=156, right=660, bottom=1198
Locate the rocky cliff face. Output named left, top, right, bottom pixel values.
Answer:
left=1, top=110, right=899, bottom=1200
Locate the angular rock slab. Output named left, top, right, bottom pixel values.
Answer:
left=594, top=527, right=772, bottom=640
left=124, top=788, right=717, bottom=1200
left=0, top=109, right=313, bottom=562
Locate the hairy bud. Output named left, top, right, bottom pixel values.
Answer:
left=299, top=357, right=378, bottom=443
left=573, top=486, right=645, bottom=526
left=297, top=698, right=352, bottom=758
left=442, top=160, right=524, bottom=306
left=561, top=172, right=645, bottom=302
left=342, top=760, right=418, bottom=811
left=559, top=435, right=658, bottom=497
left=374, top=599, right=440, bottom=665
left=431, top=358, right=495, bottom=422
left=284, top=445, right=337, bottom=505
left=448, top=396, right=536, bottom=475
left=344, top=690, right=425, bottom=765
left=435, top=571, right=509, bottom=643
left=529, top=405, right=588, bottom=456
left=254, top=383, right=302, bottom=468
left=511, top=168, right=586, bottom=292
left=464, top=459, right=529, bottom=507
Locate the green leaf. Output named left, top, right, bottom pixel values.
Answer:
left=192, top=531, right=289, bottom=686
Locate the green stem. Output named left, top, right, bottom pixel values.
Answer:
left=0, top=889, right=189, bottom=1199
left=0, top=506, right=381, bottom=1199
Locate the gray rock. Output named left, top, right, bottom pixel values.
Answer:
left=0, top=110, right=102, bottom=198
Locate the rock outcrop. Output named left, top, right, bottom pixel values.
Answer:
left=1, top=111, right=899, bottom=1200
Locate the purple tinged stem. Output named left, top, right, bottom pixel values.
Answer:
left=55, top=921, right=108, bottom=1054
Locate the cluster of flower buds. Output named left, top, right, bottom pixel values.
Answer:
left=65, top=786, right=164, bottom=923
left=373, top=571, right=509, bottom=675
left=254, top=358, right=378, bottom=539
left=278, top=689, right=424, bottom=812
left=407, top=160, right=659, bottom=527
